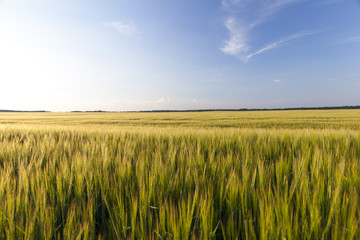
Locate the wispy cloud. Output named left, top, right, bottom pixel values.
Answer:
left=220, top=0, right=320, bottom=62
left=245, top=31, right=322, bottom=61
left=104, top=21, right=140, bottom=38
left=220, top=17, right=250, bottom=60
left=273, top=79, right=282, bottom=83
left=320, top=0, right=343, bottom=5
left=340, top=36, right=360, bottom=44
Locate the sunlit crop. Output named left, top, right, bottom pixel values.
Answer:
left=0, top=110, right=359, bottom=239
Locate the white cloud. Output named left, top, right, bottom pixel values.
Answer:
left=158, top=97, right=171, bottom=103
left=245, top=31, right=321, bottom=61
left=220, top=0, right=319, bottom=62
left=220, top=17, right=250, bottom=61
left=273, top=79, right=282, bottom=82
left=192, top=98, right=198, bottom=103
left=104, top=21, right=140, bottom=38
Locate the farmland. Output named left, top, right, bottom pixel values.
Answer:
left=0, top=110, right=360, bottom=239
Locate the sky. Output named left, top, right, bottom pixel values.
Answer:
left=0, top=0, right=359, bottom=111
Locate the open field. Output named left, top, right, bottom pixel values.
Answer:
left=1, top=110, right=360, bottom=239
left=1, top=110, right=360, bottom=129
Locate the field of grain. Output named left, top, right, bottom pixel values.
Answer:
left=0, top=110, right=360, bottom=239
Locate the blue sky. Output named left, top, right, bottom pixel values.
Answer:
left=0, top=0, right=359, bottom=111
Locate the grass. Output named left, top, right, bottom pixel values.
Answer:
left=0, top=110, right=360, bottom=239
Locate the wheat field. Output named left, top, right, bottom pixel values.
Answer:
left=0, top=110, right=360, bottom=239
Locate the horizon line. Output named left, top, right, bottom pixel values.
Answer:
left=1, top=105, right=360, bottom=113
